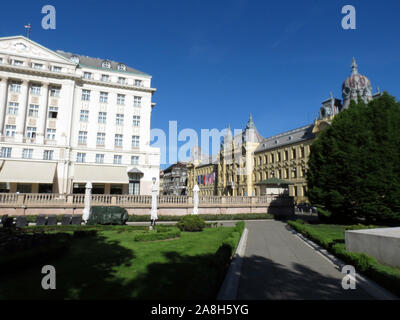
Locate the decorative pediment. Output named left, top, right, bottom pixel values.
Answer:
left=0, top=36, right=75, bottom=65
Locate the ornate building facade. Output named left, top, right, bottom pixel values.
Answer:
left=187, top=58, right=381, bottom=203
left=0, top=36, right=160, bottom=195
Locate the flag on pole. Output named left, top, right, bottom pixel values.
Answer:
left=24, top=24, right=31, bottom=38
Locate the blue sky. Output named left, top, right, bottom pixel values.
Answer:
left=1, top=0, right=399, bottom=168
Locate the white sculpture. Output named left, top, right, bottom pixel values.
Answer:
left=82, top=182, right=92, bottom=223
left=192, top=184, right=199, bottom=215
left=150, top=178, right=158, bottom=229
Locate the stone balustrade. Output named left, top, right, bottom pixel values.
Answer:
left=0, top=193, right=294, bottom=217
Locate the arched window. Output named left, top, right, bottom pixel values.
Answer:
left=102, top=61, right=111, bottom=69
left=70, top=56, right=80, bottom=64
left=118, top=63, right=126, bottom=71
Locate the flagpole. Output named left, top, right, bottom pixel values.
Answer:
left=24, top=23, right=31, bottom=38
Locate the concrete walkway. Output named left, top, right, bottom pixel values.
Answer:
left=237, top=221, right=374, bottom=300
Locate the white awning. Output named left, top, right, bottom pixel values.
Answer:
left=0, top=161, right=56, bottom=184
left=73, top=165, right=129, bottom=184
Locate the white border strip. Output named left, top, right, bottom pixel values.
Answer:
left=289, top=227, right=399, bottom=300
left=217, top=228, right=248, bottom=300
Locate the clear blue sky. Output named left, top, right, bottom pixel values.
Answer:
left=1, top=0, right=399, bottom=168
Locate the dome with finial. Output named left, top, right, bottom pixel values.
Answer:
left=342, top=58, right=373, bottom=109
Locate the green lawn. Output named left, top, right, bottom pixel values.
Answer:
left=0, top=226, right=237, bottom=300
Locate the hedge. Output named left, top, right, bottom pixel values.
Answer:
left=127, top=213, right=273, bottom=222
left=288, top=221, right=400, bottom=296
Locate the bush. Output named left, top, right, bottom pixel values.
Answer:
left=134, top=228, right=181, bottom=242
left=177, top=215, right=206, bottom=232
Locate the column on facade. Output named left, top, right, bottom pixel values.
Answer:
left=16, top=80, right=29, bottom=142
left=0, top=77, right=8, bottom=136
left=36, top=83, right=49, bottom=144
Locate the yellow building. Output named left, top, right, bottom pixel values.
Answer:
left=187, top=59, right=382, bottom=203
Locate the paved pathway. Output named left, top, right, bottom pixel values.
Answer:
left=237, top=221, right=374, bottom=300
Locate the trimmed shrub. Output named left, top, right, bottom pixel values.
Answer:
left=177, top=215, right=206, bottom=232
left=128, top=213, right=273, bottom=222
left=134, top=228, right=181, bottom=242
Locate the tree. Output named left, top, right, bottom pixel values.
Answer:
left=307, top=93, right=400, bottom=224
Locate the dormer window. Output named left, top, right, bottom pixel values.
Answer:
left=288, top=136, right=292, bottom=141
left=70, top=56, right=80, bottom=64
left=102, top=61, right=111, bottom=69
left=274, top=140, right=279, bottom=145
left=118, top=64, right=126, bottom=71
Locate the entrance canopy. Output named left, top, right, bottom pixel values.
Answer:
left=73, top=165, right=129, bottom=184
left=0, top=161, right=56, bottom=184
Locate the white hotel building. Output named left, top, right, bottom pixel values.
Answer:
left=0, top=36, right=160, bottom=195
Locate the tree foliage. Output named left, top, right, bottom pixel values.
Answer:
left=307, top=93, right=400, bottom=223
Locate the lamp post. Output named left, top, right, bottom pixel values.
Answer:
left=150, top=177, right=158, bottom=230
left=82, top=182, right=92, bottom=224
left=192, top=184, right=199, bottom=215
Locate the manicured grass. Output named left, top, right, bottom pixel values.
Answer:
left=0, top=225, right=240, bottom=300
left=288, top=221, right=400, bottom=296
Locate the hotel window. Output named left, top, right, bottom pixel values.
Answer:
left=294, top=186, right=298, bottom=197
left=30, top=85, right=41, bottom=95
left=83, top=72, right=92, bottom=80
left=10, top=82, right=21, bottom=93
left=101, top=74, right=109, bottom=82
left=48, top=106, right=58, bottom=119
left=114, top=155, right=122, bottom=164
left=78, top=131, right=88, bottom=144
left=117, top=94, right=125, bottom=105
left=292, top=148, right=297, bottom=159
left=118, top=77, right=126, bottom=84
left=96, top=132, right=106, bottom=145
left=134, top=96, right=142, bottom=107
left=50, top=87, right=60, bottom=97
left=135, top=79, right=142, bottom=87
left=26, top=127, right=37, bottom=139
left=80, top=110, right=89, bottom=122
left=114, top=134, right=123, bottom=147
left=22, top=149, right=33, bottom=159
left=95, top=154, right=104, bottom=164
left=270, top=153, right=274, bottom=163
left=118, top=64, right=126, bottom=71
left=302, top=167, right=306, bottom=177
left=301, top=146, right=305, bottom=158
left=132, top=135, right=139, bottom=148
left=13, top=60, right=24, bottom=66
left=99, top=91, right=108, bottom=103
left=259, top=156, right=262, bottom=166
left=285, top=168, right=289, bottom=179
left=278, top=170, right=282, bottom=179
left=46, top=128, right=56, bottom=140
left=8, top=102, right=19, bottom=115
left=285, top=150, right=288, bottom=161
left=76, top=153, right=86, bottom=163
left=52, top=66, right=62, bottom=72
left=264, top=155, right=268, bottom=164
left=292, top=168, right=297, bottom=179
left=302, top=186, right=307, bottom=197
left=28, top=104, right=39, bottom=117
left=277, top=152, right=281, bottom=162
left=98, top=112, right=107, bottom=124
left=32, top=63, right=43, bottom=69
left=0, top=147, right=11, bottom=158
left=116, top=114, right=124, bottom=125
left=43, top=150, right=54, bottom=160
left=132, top=115, right=140, bottom=127
left=0, top=57, right=3, bottom=64
left=81, top=89, right=91, bottom=101
left=131, top=156, right=139, bottom=165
